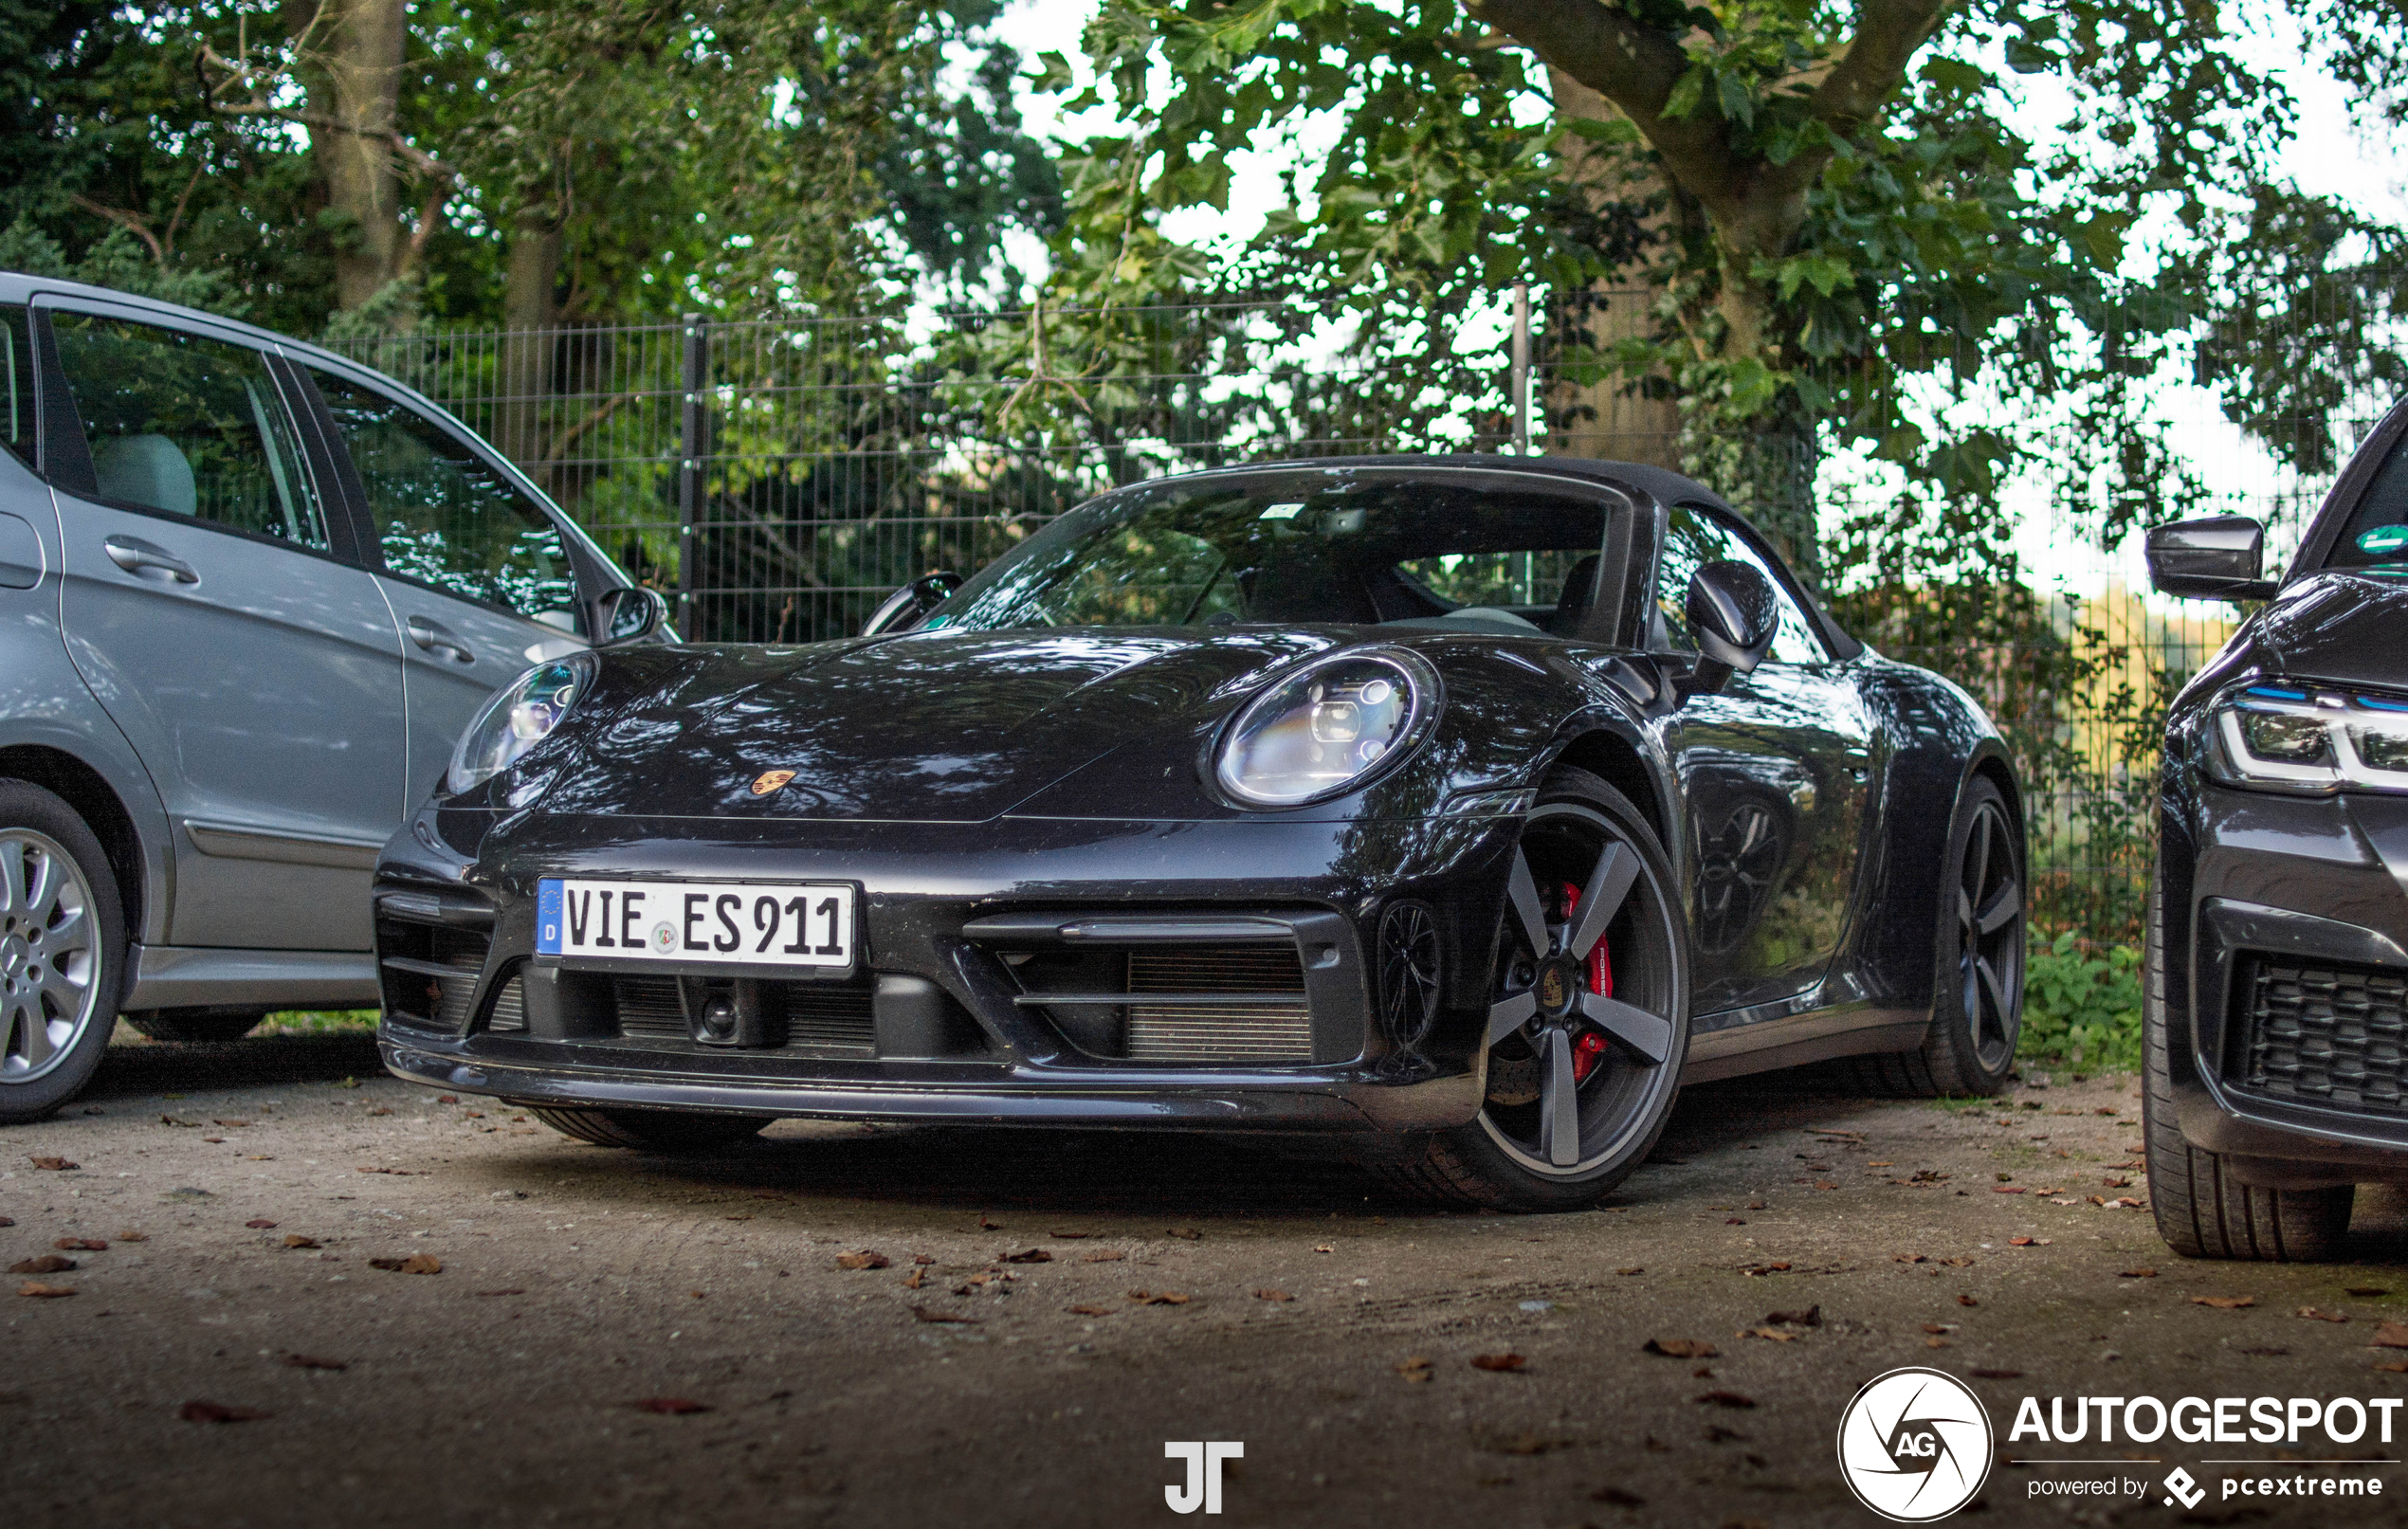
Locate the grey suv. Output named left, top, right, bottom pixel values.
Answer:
left=0, top=274, right=660, bottom=1123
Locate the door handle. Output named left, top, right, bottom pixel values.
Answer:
left=407, top=616, right=476, bottom=664
left=102, top=535, right=199, bottom=584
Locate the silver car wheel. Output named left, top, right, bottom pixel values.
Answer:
left=0, top=829, right=102, bottom=1083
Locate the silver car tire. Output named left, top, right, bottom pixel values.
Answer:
left=0, top=781, right=126, bottom=1124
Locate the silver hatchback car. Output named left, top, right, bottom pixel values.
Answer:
left=0, top=274, right=661, bottom=1123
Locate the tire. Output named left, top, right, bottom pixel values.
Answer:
left=528, top=1105, right=767, bottom=1151
left=125, top=1008, right=266, bottom=1044
left=2141, top=878, right=2354, bottom=1261
left=1370, top=768, right=1690, bottom=1210
left=0, top=781, right=127, bottom=1125
left=1852, top=773, right=2022, bottom=1099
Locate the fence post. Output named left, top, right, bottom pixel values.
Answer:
left=1510, top=282, right=1531, bottom=456
left=678, top=313, right=706, bottom=629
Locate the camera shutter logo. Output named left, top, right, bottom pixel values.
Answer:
left=1836, top=1367, right=1993, bottom=1521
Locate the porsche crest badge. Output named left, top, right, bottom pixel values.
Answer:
left=750, top=770, right=796, bottom=796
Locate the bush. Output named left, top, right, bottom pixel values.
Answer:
left=2018, top=932, right=2143, bottom=1071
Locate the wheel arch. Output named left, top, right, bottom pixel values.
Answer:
left=1551, top=725, right=1673, bottom=853
left=0, top=742, right=151, bottom=942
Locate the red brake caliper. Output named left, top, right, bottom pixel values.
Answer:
left=1562, top=882, right=1614, bottom=1082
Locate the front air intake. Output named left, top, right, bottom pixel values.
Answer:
left=2233, top=956, right=2408, bottom=1119
left=1124, top=947, right=1312, bottom=1063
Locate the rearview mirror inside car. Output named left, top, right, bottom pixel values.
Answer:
left=1683, top=561, right=1779, bottom=698
left=597, top=585, right=671, bottom=646
left=2145, top=517, right=2275, bottom=600
left=862, top=570, right=963, bottom=636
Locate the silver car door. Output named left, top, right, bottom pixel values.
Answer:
left=295, top=364, right=592, bottom=806
left=38, top=299, right=407, bottom=952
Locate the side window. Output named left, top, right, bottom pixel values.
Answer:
left=47, top=311, right=327, bottom=549
left=1, top=305, right=34, bottom=467
left=1653, top=506, right=1826, bottom=664
left=308, top=368, right=578, bottom=626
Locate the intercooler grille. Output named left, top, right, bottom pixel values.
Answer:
left=609, top=975, right=875, bottom=1053
left=2235, top=957, right=2408, bottom=1119
left=1125, top=947, right=1312, bottom=1063
left=484, top=973, right=527, bottom=1033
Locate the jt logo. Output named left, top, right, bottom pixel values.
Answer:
left=1164, top=1441, right=1244, bottom=1514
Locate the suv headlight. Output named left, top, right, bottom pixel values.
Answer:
left=447, top=653, right=598, bottom=795
left=1213, top=649, right=1441, bottom=808
left=2206, top=683, right=2408, bottom=795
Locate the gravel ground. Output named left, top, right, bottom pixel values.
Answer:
left=5, top=1027, right=2405, bottom=1528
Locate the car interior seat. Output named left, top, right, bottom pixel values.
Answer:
left=92, top=434, right=197, bottom=518
left=1551, top=554, right=1603, bottom=635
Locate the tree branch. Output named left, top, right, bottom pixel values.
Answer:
left=1751, top=0, right=1956, bottom=203
left=69, top=194, right=165, bottom=263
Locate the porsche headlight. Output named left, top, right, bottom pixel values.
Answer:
left=1214, top=649, right=1440, bottom=808
left=447, top=653, right=597, bottom=795
left=2207, top=683, right=2408, bottom=795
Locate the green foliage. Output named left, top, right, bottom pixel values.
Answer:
left=2018, top=933, right=2143, bottom=1072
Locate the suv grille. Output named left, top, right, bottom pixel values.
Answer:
left=2234, top=957, right=2408, bottom=1118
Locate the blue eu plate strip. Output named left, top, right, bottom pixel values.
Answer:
left=536, top=879, right=563, bottom=954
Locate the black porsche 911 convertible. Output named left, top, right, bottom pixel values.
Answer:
left=373, top=456, right=2025, bottom=1208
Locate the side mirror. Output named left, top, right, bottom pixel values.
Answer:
left=2145, top=517, right=2275, bottom=600
left=862, top=570, right=962, bottom=636
left=597, top=585, right=671, bottom=646
left=1683, top=560, right=1778, bottom=698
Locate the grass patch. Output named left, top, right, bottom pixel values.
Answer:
left=256, top=1010, right=378, bottom=1036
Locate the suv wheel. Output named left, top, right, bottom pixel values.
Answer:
left=0, top=781, right=127, bottom=1124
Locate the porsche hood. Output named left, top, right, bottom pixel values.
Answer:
left=532, top=628, right=1341, bottom=822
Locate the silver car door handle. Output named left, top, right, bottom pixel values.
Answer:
left=407, top=616, right=476, bottom=664
left=101, top=535, right=199, bottom=584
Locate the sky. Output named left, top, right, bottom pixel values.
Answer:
left=986, top=0, right=2408, bottom=598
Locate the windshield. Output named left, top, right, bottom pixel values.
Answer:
left=2330, top=431, right=2408, bottom=571
left=924, top=474, right=1618, bottom=636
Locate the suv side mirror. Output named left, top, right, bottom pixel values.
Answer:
left=862, top=570, right=962, bottom=636
left=2145, top=517, right=2275, bottom=600
left=1683, top=560, right=1779, bottom=698
left=597, top=585, right=671, bottom=646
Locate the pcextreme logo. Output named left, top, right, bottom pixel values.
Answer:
left=1164, top=1441, right=1244, bottom=1515
left=1836, top=1367, right=1996, bottom=1522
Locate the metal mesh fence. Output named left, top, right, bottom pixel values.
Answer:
left=324, top=287, right=2404, bottom=946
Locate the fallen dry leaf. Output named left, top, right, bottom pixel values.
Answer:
left=2375, top=1359, right=2408, bottom=1374
left=1470, top=1354, right=1527, bottom=1372
left=15, top=1282, right=73, bottom=1298
left=1764, top=1305, right=1820, bottom=1327
left=114, top=1231, right=144, bottom=1242
left=834, top=1250, right=890, bottom=1271
left=366, top=1106, right=391, bottom=1117
left=1048, top=1230, right=1092, bottom=1239
left=368, top=1254, right=440, bottom=1275
left=1695, top=1391, right=1757, bottom=1409
left=9, top=1255, right=73, bottom=1275
left=977, top=1215, right=1002, bottom=1230
left=998, top=1248, right=1052, bottom=1264
left=179, top=1401, right=268, bottom=1423
left=2297, top=1307, right=2351, bottom=1323
left=910, top=1306, right=979, bottom=1325
left=2346, top=1285, right=2389, bottom=1298
left=1992, top=1186, right=2026, bottom=1195
left=283, top=1235, right=319, bottom=1249
left=1395, top=1356, right=1433, bottom=1383
left=2370, top=1321, right=2408, bottom=1349
left=911, top=1254, right=936, bottom=1265
left=2006, top=1236, right=2052, bottom=1247
left=244, top=1219, right=277, bottom=1229
left=1165, top=1228, right=1202, bottom=1241
left=902, top=1267, right=925, bottom=1290
left=354, top=1167, right=417, bottom=1175
left=2192, top=1296, right=2256, bottom=1310
left=1253, top=1288, right=1294, bottom=1302
left=1067, top=1303, right=1114, bottom=1317
left=1127, top=1289, right=1191, bottom=1305
left=1615, top=1266, right=1644, bottom=1276
left=1925, top=1337, right=1951, bottom=1349
left=1645, top=1338, right=1719, bottom=1359
left=1313, top=1243, right=1335, bottom=1254
left=631, top=1397, right=709, bottom=1414
left=283, top=1355, right=347, bottom=1371
left=2119, top=1268, right=2158, bottom=1279
left=1958, top=1294, right=1979, bottom=1306
left=1741, top=1327, right=1796, bottom=1342
left=28, top=1156, right=76, bottom=1171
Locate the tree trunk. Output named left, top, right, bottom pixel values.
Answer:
left=1544, top=67, right=1681, bottom=470
left=301, top=0, right=409, bottom=311
left=493, top=214, right=563, bottom=477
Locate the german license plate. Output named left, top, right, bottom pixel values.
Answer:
left=536, top=879, right=855, bottom=969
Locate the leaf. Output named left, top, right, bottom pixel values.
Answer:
left=16, top=1282, right=74, bottom=1298
left=1764, top=1306, right=1820, bottom=1327
left=2119, top=1268, right=2157, bottom=1279
left=2370, top=1321, right=2408, bottom=1349
left=1081, top=1251, right=1124, bottom=1263
left=179, top=1401, right=269, bottom=1423
left=245, top=1220, right=278, bottom=1230
left=631, top=1396, right=709, bottom=1414
left=28, top=1156, right=76, bottom=1171
left=1164, top=1228, right=1202, bottom=1241
left=1470, top=1354, right=1526, bottom=1372
left=1958, top=1294, right=1979, bottom=1306
left=369, top=1254, right=440, bottom=1274
left=1253, top=1288, right=1293, bottom=1301
left=2297, top=1307, right=2350, bottom=1323
left=1695, top=1391, right=1757, bottom=1408
left=283, top=1235, right=319, bottom=1249
left=53, top=1238, right=105, bottom=1252
left=283, top=1354, right=347, bottom=1370
left=1645, top=1338, right=1718, bottom=1358
left=1992, top=1186, right=2026, bottom=1194
left=910, top=1306, right=979, bottom=1325
left=2192, top=1296, right=2255, bottom=1309
left=1395, top=1356, right=1433, bottom=1383
left=9, top=1255, right=74, bottom=1275
left=1563, top=117, right=1641, bottom=146
left=999, top=1248, right=1052, bottom=1264
left=1067, top=1303, right=1113, bottom=1317
left=1742, top=1327, right=1795, bottom=1342
left=1128, top=1289, right=1190, bottom=1305
left=834, top=1250, right=890, bottom=1270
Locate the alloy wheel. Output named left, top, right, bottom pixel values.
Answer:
left=1958, top=796, right=2021, bottom=1071
left=0, top=829, right=102, bottom=1083
left=1477, top=802, right=1683, bottom=1175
